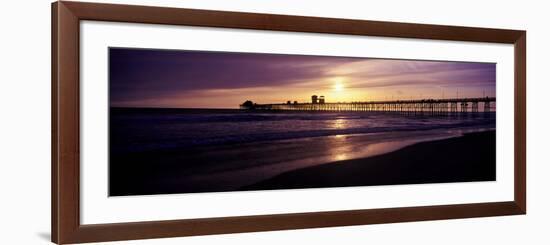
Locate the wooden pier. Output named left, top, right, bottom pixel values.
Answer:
left=241, top=97, right=496, bottom=114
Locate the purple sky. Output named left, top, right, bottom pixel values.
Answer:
left=109, top=48, right=496, bottom=108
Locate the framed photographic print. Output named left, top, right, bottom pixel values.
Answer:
left=52, top=1, right=526, bottom=244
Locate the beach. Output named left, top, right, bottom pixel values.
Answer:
left=243, top=130, right=496, bottom=191
left=109, top=108, right=496, bottom=196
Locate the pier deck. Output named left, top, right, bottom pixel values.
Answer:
left=242, top=97, right=496, bottom=114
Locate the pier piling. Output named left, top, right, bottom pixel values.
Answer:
left=241, top=97, right=495, bottom=115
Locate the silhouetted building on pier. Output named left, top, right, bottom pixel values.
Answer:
left=311, top=95, right=318, bottom=104
left=239, top=100, right=256, bottom=109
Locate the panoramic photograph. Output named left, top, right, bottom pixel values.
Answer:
left=109, top=47, right=496, bottom=196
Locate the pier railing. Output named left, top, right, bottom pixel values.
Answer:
left=242, top=97, right=496, bottom=114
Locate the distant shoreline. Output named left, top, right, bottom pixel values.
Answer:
left=110, top=107, right=240, bottom=111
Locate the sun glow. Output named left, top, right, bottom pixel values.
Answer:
left=334, top=82, right=344, bottom=91
left=333, top=77, right=345, bottom=92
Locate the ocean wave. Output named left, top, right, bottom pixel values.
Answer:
left=111, top=113, right=495, bottom=153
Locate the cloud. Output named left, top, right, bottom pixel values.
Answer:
left=109, top=48, right=496, bottom=107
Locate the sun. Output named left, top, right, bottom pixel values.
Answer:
left=333, top=78, right=345, bottom=92
left=334, top=82, right=344, bottom=91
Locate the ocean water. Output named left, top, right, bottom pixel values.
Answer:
left=109, top=108, right=496, bottom=194
left=110, top=108, right=496, bottom=154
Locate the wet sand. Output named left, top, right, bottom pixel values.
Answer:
left=242, top=130, right=496, bottom=191
left=110, top=130, right=495, bottom=196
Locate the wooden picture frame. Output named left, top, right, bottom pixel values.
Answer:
left=52, top=1, right=526, bottom=244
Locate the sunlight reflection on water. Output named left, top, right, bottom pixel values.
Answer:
left=177, top=129, right=483, bottom=191
left=331, top=118, right=347, bottom=129
left=326, top=134, right=417, bottom=163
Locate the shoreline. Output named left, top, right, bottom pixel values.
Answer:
left=241, top=130, right=496, bottom=191
left=110, top=129, right=495, bottom=196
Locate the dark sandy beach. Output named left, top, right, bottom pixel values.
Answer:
left=242, top=130, right=496, bottom=191
left=110, top=129, right=495, bottom=196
